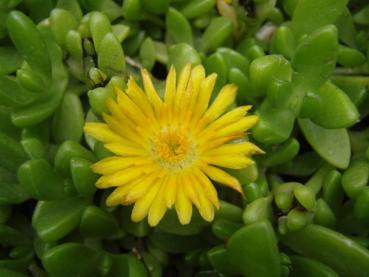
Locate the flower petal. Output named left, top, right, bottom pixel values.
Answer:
left=148, top=184, right=168, bottom=226
left=164, top=175, right=177, bottom=208
left=106, top=180, right=140, bottom=206
left=191, top=74, right=217, bottom=124
left=182, top=178, right=201, bottom=208
left=124, top=173, right=159, bottom=202
left=203, top=154, right=254, bottom=169
left=201, top=165, right=244, bottom=195
left=131, top=181, right=161, bottom=222
left=175, top=64, right=191, bottom=110
left=197, top=188, right=214, bottom=222
left=104, top=143, right=147, bottom=156
left=192, top=169, right=219, bottom=208
left=175, top=181, right=193, bottom=224
left=96, top=166, right=154, bottom=188
left=196, top=106, right=251, bottom=141
left=197, top=84, right=238, bottom=129
left=91, top=156, right=150, bottom=175
left=84, top=123, right=126, bottom=144
left=205, top=141, right=264, bottom=156
left=126, top=78, right=156, bottom=118
left=215, top=116, right=259, bottom=138
left=165, top=65, right=176, bottom=106
left=141, top=69, right=163, bottom=115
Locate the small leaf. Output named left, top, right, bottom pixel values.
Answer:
left=298, top=118, right=350, bottom=169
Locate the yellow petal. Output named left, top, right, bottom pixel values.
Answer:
left=131, top=181, right=161, bottom=222
left=103, top=114, right=145, bottom=145
left=106, top=180, right=139, bottom=206
left=188, top=65, right=206, bottom=100
left=84, top=123, right=125, bottom=144
left=205, top=141, right=264, bottom=156
left=203, top=155, right=254, bottom=169
left=198, top=84, right=237, bottom=128
left=201, top=165, right=243, bottom=195
left=104, top=143, right=147, bottom=156
left=175, top=181, right=193, bottom=224
left=126, top=78, right=156, bottom=118
left=191, top=74, right=217, bottom=124
left=196, top=106, right=251, bottom=140
left=174, top=64, right=191, bottom=111
left=196, top=187, right=214, bottom=222
left=96, top=166, right=151, bottom=188
left=193, top=169, right=219, bottom=208
left=215, top=116, right=259, bottom=138
left=182, top=177, right=200, bottom=208
left=141, top=69, right=163, bottom=115
left=124, top=173, right=159, bottom=202
left=115, top=87, right=153, bottom=127
left=148, top=184, right=168, bottom=226
left=91, top=156, right=150, bottom=175
left=186, top=65, right=205, bottom=123
left=164, top=65, right=176, bottom=106
left=105, top=97, right=132, bottom=125
left=164, top=175, right=177, bottom=208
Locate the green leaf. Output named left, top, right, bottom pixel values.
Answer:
left=42, top=243, right=100, bottom=277
left=52, top=93, right=85, bottom=144
left=0, top=132, right=27, bottom=171
left=303, top=81, right=359, bottom=129
left=149, top=229, right=208, bottom=254
left=227, top=221, right=281, bottom=277
left=290, top=255, right=339, bottom=277
left=0, top=224, right=31, bottom=246
left=200, top=17, right=233, bottom=53
left=0, top=182, right=29, bottom=205
left=17, top=159, right=68, bottom=201
left=49, top=9, right=78, bottom=49
left=281, top=224, right=369, bottom=277
left=253, top=100, right=295, bottom=144
left=97, top=33, right=126, bottom=77
left=249, top=55, right=292, bottom=98
left=292, top=25, right=338, bottom=91
left=11, top=27, right=68, bottom=127
left=139, top=37, right=156, bottom=71
left=0, top=77, right=37, bottom=108
left=0, top=47, right=23, bottom=76
left=291, top=0, right=349, bottom=38
left=32, top=197, right=89, bottom=242
left=54, top=140, right=96, bottom=176
left=157, top=209, right=207, bottom=236
left=168, top=43, right=201, bottom=73
left=70, top=157, right=98, bottom=197
left=89, top=12, right=111, bottom=52
left=298, top=118, right=350, bottom=169
left=180, top=0, right=216, bottom=19
left=6, top=11, right=51, bottom=80
left=79, top=205, right=119, bottom=238
left=166, top=8, right=193, bottom=45
left=0, top=269, right=28, bottom=277
left=110, top=254, right=148, bottom=277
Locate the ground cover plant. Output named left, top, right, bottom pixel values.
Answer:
left=0, top=0, right=369, bottom=276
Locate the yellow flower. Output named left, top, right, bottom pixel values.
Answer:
left=84, top=64, right=262, bottom=226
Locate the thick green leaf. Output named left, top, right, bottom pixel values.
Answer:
left=298, top=118, right=350, bottom=169
left=42, top=243, right=100, bottom=277
left=52, top=93, right=85, bottom=144
left=292, top=25, right=338, bottom=92
left=32, top=197, right=89, bottom=242
left=291, top=0, right=349, bottom=38
left=227, top=221, right=281, bottom=277
left=282, top=224, right=369, bottom=277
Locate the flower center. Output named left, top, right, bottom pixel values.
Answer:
left=152, top=130, right=196, bottom=171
